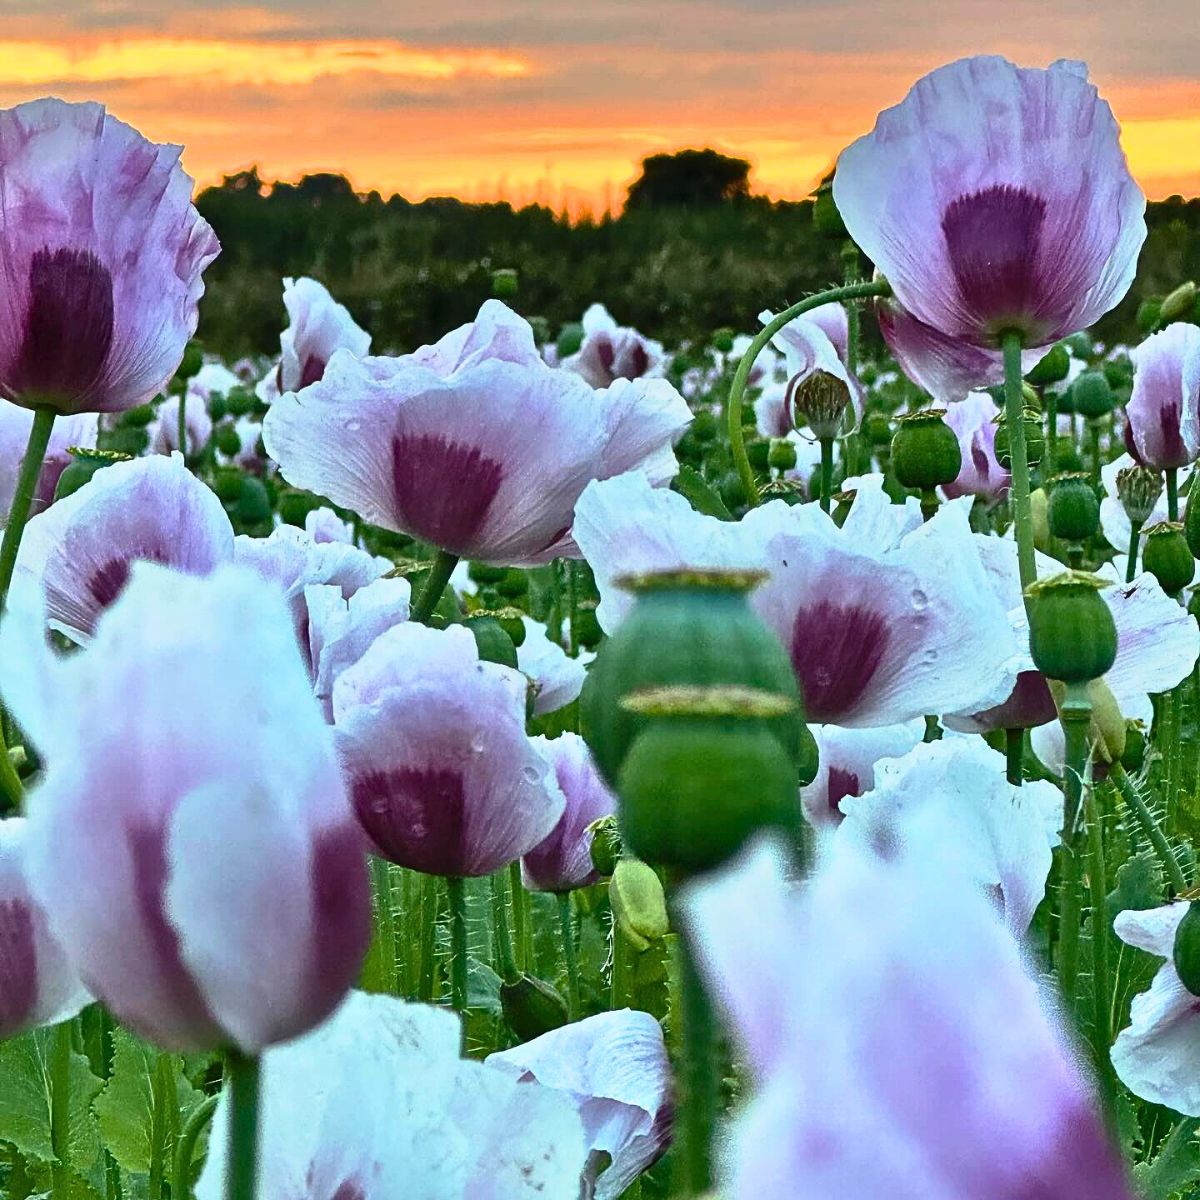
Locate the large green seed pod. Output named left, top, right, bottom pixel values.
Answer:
left=1173, top=900, right=1200, bottom=997
left=1070, top=371, right=1114, bottom=420
left=617, top=701, right=801, bottom=875
left=1026, top=572, right=1117, bottom=684
left=580, top=569, right=804, bottom=787
left=890, top=409, right=961, bottom=491
left=1046, top=472, right=1100, bottom=543
left=993, top=407, right=1045, bottom=470
left=1141, top=522, right=1194, bottom=597
left=1025, top=343, right=1071, bottom=386
left=53, top=448, right=132, bottom=502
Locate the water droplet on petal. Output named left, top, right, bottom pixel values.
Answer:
left=911, top=588, right=929, bottom=610
left=345, top=418, right=362, bottom=433
left=521, top=765, right=541, bottom=784
left=920, top=648, right=938, bottom=666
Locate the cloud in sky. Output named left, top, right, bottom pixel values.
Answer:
left=1, top=1, right=1197, bottom=210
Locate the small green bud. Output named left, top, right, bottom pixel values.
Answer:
left=1051, top=677, right=1126, bottom=765
left=788, top=370, right=851, bottom=440
left=1141, top=522, right=1194, bottom=596
left=1173, top=901, right=1200, bottom=997
left=1117, top=465, right=1163, bottom=527
left=1136, top=298, right=1163, bottom=333
left=712, top=327, right=736, bottom=354
left=176, top=340, right=204, bottom=380
left=211, top=468, right=243, bottom=504
left=1070, top=371, right=1114, bottom=419
left=465, top=614, right=519, bottom=669
left=1026, top=572, right=1117, bottom=684
left=768, top=438, right=797, bottom=472
left=891, top=409, right=962, bottom=491
left=491, top=268, right=519, bottom=299
left=496, top=569, right=530, bottom=600
left=1185, top=485, right=1200, bottom=559
left=1030, top=487, right=1051, bottom=553
left=556, top=322, right=585, bottom=359
left=1025, top=343, right=1070, bottom=386
left=609, top=858, right=669, bottom=951
left=1160, top=282, right=1198, bottom=324
left=499, top=975, right=569, bottom=1040
left=121, top=403, right=157, bottom=428
left=208, top=393, right=228, bottom=421
left=53, top=448, right=132, bottom=502
left=587, top=815, right=622, bottom=877
left=1064, top=331, right=1094, bottom=359
left=277, top=489, right=322, bottom=527
left=993, top=407, right=1045, bottom=471
left=214, top=423, right=243, bottom=457
left=1047, top=472, right=1100, bottom=543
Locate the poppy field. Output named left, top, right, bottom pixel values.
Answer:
left=4, top=53, right=1200, bottom=1200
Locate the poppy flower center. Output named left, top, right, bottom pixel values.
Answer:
left=11, top=246, right=114, bottom=403
left=790, top=602, right=890, bottom=722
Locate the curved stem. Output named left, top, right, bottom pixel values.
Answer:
left=445, top=875, right=469, bottom=1016
left=410, top=549, right=460, bottom=624
left=557, top=892, right=580, bottom=1019
left=818, top=437, right=834, bottom=514
left=173, top=1095, right=218, bottom=1200
left=1084, top=784, right=1115, bottom=1127
left=1057, top=687, right=1092, bottom=1010
left=1167, top=468, right=1179, bottom=521
left=726, top=279, right=891, bottom=508
left=1126, top=520, right=1143, bottom=583
left=1005, top=727, right=1024, bottom=786
left=223, top=1052, right=260, bottom=1200
left=50, top=1020, right=73, bottom=1198
left=1001, top=331, right=1036, bottom=592
left=1111, top=761, right=1187, bottom=893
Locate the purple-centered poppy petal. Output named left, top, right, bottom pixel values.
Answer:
left=0, top=398, right=97, bottom=516
left=1, top=563, right=369, bottom=1052
left=278, top=276, right=371, bottom=393
left=682, top=834, right=1134, bottom=1199
left=834, top=57, right=1145, bottom=352
left=563, top=303, right=665, bottom=389
left=941, top=391, right=1010, bottom=500
left=522, top=734, right=616, bottom=893
left=0, top=818, right=90, bottom=1038
left=333, top=624, right=565, bottom=877
left=9, top=452, right=234, bottom=643
left=486, top=1008, right=672, bottom=1200
left=517, top=618, right=589, bottom=717
left=760, top=308, right=864, bottom=433
left=196, top=991, right=589, bottom=1200
left=1125, top=323, right=1200, bottom=470
left=0, top=98, right=219, bottom=414
left=150, top=391, right=213, bottom=457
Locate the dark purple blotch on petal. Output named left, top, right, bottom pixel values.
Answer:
left=597, top=339, right=616, bottom=373
left=941, top=185, right=1047, bottom=333
left=626, top=341, right=650, bottom=379
left=298, top=354, right=327, bottom=390
left=88, top=546, right=173, bottom=612
left=1157, top=401, right=1189, bottom=467
left=968, top=670, right=1057, bottom=733
left=391, top=433, right=503, bottom=554
left=329, top=1183, right=367, bottom=1200
left=790, top=602, right=889, bottom=722
left=971, top=438, right=991, bottom=480
left=352, top=766, right=469, bottom=876
left=0, top=898, right=38, bottom=1035
left=825, top=766, right=862, bottom=820
left=12, top=247, right=115, bottom=402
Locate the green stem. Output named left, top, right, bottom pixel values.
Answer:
left=178, top=395, right=189, bottom=463
left=1005, top=727, right=1024, bottom=786
left=417, top=874, right=439, bottom=1003
left=223, top=1052, right=260, bottom=1200
left=1057, top=686, right=1092, bottom=1011
left=818, top=437, right=834, bottom=514
left=567, top=561, right=580, bottom=657
left=611, top=926, right=630, bottom=1010
left=557, top=892, right=580, bottom=1019
left=50, top=1020, right=73, bottom=1198
left=1111, top=761, right=1187, bottom=893
left=509, top=860, right=532, bottom=974
left=1001, top=331, right=1036, bottom=592
left=491, top=870, right=519, bottom=985
left=1043, top=387, right=1057, bottom=477
left=726, top=280, right=891, bottom=508
left=410, top=549, right=460, bottom=624
left=1083, top=784, right=1116, bottom=1126
left=0, top=407, right=55, bottom=603
left=173, top=1095, right=217, bottom=1200
left=1167, top=468, right=1179, bottom=521
left=1089, top=419, right=1102, bottom=486
left=1126, top=520, right=1142, bottom=583
left=370, top=856, right=399, bottom=994
left=674, top=931, right=719, bottom=1196
left=147, top=1053, right=178, bottom=1200
left=446, top=875, right=469, bottom=1014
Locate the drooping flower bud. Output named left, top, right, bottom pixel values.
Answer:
left=1121, top=719, right=1146, bottom=773
left=1025, top=343, right=1070, bottom=386
left=556, top=322, right=585, bottom=359
left=1026, top=572, right=1118, bottom=684
left=52, top=447, right=132, bottom=502
left=1173, top=900, right=1200, bottom=997
left=609, top=857, right=669, bottom=951
left=1160, top=281, right=1198, bottom=324
left=1070, top=371, right=1114, bottom=419
left=1048, top=677, right=1126, bottom=764
left=1118, top=465, right=1164, bottom=527
left=890, top=409, right=962, bottom=491
left=1141, top=522, right=1194, bottom=596
left=993, top=407, right=1045, bottom=470
left=1046, top=472, right=1100, bottom=543
left=787, top=370, right=851, bottom=440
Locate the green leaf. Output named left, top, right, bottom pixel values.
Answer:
left=93, top=1029, right=204, bottom=1179
left=672, top=466, right=732, bottom=520
left=1135, top=1117, right=1200, bottom=1199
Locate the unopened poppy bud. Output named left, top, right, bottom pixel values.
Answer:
left=1065, top=331, right=1094, bottom=359
left=1021, top=383, right=1041, bottom=410
left=1136, top=298, right=1163, bottom=333
left=1047, top=472, right=1100, bottom=543
left=212, top=467, right=243, bottom=503
left=499, top=974, right=569, bottom=1041
left=768, top=438, right=797, bottom=472
left=788, top=370, right=851, bottom=440
left=176, top=339, right=204, bottom=381
left=1030, top=487, right=1051, bottom=551
left=214, top=423, right=242, bottom=456
left=121, top=403, right=157, bottom=428
left=1141, top=522, right=1193, bottom=596
left=588, top=815, right=622, bottom=877
left=225, top=388, right=255, bottom=418
left=496, top=569, right=530, bottom=600
left=491, top=268, right=519, bottom=299
left=1121, top=719, right=1146, bottom=773
left=691, top=410, right=718, bottom=442
left=1173, top=900, right=1200, bottom=996
left=1026, top=572, right=1117, bottom=684
left=467, top=561, right=508, bottom=585
left=556, top=322, right=585, bottom=359
left=1161, top=282, right=1198, bottom=324
left=1117, top=465, right=1164, bottom=527
left=993, top=408, right=1045, bottom=470
left=574, top=600, right=603, bottom=649
left=616, top=686, right=801, bottom=874
left=276, top=489, right=321, bottom=527
left=53, top=447, right=132, bottom=502
left=465, top=614, right=519, bottom=669
left=609, top=858, right=669, bottom=951
left=1071, top=371, right=1114, bottom=419
left=1050, top=677, right=1125, bottom=764
left=1025, top=343, right=1070, bottom=386
left=891, top=409, right=962, bottom=491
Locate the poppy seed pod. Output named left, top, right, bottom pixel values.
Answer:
left=891, top=409, right=962, bottom=491
left=1047, top=472, right=1100, bottom=543
left=1173, top=900, right=1200, bottom=997
left=787, top=370, right=851, bottom=440
left=993, top=408, right=1045, bottom=470
left=615, top=686, right=802, bottom=875
left=580, top=569, right=804, bottom=788
left=52, top=447, right=132, bottom=502
left=1026, top=572, right=1118, bottom=684
left=768, top=437, right=798, bottom=472
left=1070, top=371, right=1114, bottom=419
left=1141, top=522, right=1194, bottom=596
left=1160, top=282, right=1198, bottom=324
left=1118, top=465, right=1165, bottom=527
left=1025, top=344, right=1071, bottom=386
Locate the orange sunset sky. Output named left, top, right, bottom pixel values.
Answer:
left=2, top=0, right=1198, bottom=213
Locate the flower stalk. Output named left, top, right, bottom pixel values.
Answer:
left=1001, top=331, right=1036, bottom=592
left=223, top=1051, right=261, bottom=1200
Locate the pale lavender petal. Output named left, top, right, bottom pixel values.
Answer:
left=517, top=618, right=589, bottom=717
left=278, top=276, right=371, bottom=392
left=941, top=391, right=1010, bottom=500
left=1126, top=323, right=1200, bottom=469
left=0, top=399, right=97, bottom=515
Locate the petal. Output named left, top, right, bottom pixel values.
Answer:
left=1113, top=900, right=1190, bottom=958
left=1102, top=573, right=1199, bottom=703
left=278, top=275, right=371, bottom=392
left=517, top=618, right=589, bottom=717
left=1127, top=323, right=1200, bottom=469
left=0, top=399, right=98, bottom=515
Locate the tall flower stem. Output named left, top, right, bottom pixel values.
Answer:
left=725, top=280, right=891, bottom=508
left=557, top=892, right=580, bottom=1019
left=173, top=1095, right=218, bottom=1200
left=417, top=875, right=439, bottom=1002
left=1043, top=388, right=1057, bottom=477
left=50, top=1020, right=73, bottom=1198
left=1126, top=520, right=1143, bottom=584
left=177, top=397, right=188, bottom=465
left=147, top=1053, right=179, bottom=1200
left=0, top=407, right=55, bottom=604
left=490, top=871, right=519, bottom=984
left=1111, top=760, right=1187, bottom=893
left=410, top=549, right=460, bottom=624
left=223, top=1052, right=260, bottom=1200
left=445, top=875, right=469, bottom=1015
left=674, top=930, right=719, bottom=1197
left=1001, top=331, right=1036, bottom=592
left=370, top=856, right=399, bottom=994
left=1056, top=685, right=1092, bottom=1009
left=1005, top=727, right=1024, bottom=786
left=1167, top=468, right=1179, bottom=521
left=818, top=437, right=834, bottom=514
left=1083, top=784, right=1116, bottom=1126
